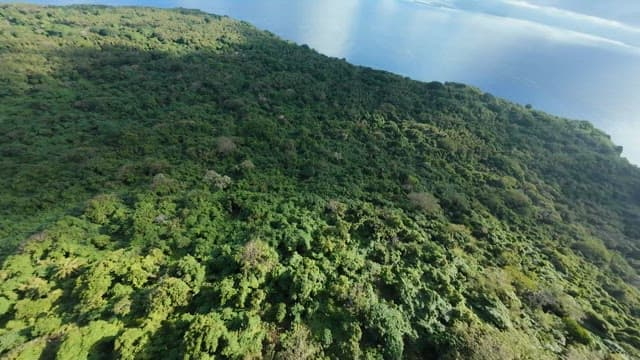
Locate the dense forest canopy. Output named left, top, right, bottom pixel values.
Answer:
left=0, top=4, right=639, bottom=359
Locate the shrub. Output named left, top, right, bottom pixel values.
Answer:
left=0, top=296, right=11, bottom=316
left=14, top=298, right=52, bottom=320
left=97, top=28, right=111, bottom=36
left=325, top=199, right=347, bottom=217
left=287, top=255, right=326, bottom=302
left=183, top=313, right=228, bottom=358
left=367, top=302, right=411, bottom=360
left=151, top=173, right=179, bottom=194
left=0, top=331, right=26, bottom=354
left=503, top=189, right=532, bottom=215
left=407, top=192, right=441, bottom=215
left=56, top=321, right=120, bottom=359
left=31, top=316, right=62, bottom=337
left=237, top=239, right=277, bottom=277
left=84, top=194, right=123, bottom=225
left=563, top=317, right=593, bottom=345
left=441, top=190, right=471, bottom=221
left=239, top=159, right=255, bottom=171
left=402, top=174, right=421, bottom=190
left=112, top=297, right=132, bottom=317
left=115, top=328, right=148, bottom=360
left=75, top=263, right=113, bottom=313
left=445, top=322, right=551, bottom=360
left=524, top=288, right=567, bottom=316
left=215, top=136, right=237, bottom=155
left=173, top=255, right=205, bottom=290
left=148, top=277, right=192, bottom=315
left=583, top=311, right=609, bottom=335
left=277, top=323, right=321, bottom=360
left=17, top=276, right=50, bottom=299
left=571, top=237, right=612, bottom=266
left=54, top=257, right=85, bottom=280
left=91, top=234, right=112, bottom=249
left=203, top=170, right=232, bottom=190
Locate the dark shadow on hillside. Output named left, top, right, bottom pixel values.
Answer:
left=0, top=26, right=449, bottom=259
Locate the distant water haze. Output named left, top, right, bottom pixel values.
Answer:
left=14, top=0, right=640, bottom=165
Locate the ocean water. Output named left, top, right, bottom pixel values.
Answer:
left=10, top=0, right=640, bottom=164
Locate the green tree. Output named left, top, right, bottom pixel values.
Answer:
left=183, top=313, right=228, bottom=359
left=56, top=321, right=120, bottom=360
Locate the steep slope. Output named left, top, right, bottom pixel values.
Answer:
left=0, top=4, right=639, bottom=359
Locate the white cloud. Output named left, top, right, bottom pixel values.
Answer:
left=503, top=0, right=640, bottom=34
left=406, top=0, right=640, bottom=55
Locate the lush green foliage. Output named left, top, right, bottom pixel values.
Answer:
left=0, top=4, right=639, bottom=359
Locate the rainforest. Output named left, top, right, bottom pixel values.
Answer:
left=0, top=4, right=639, bottom=359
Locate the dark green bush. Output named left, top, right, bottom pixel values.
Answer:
left=563, top=317, right=593, bottom=345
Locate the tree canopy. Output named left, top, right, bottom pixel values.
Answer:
left=0, top=4, right=639, bottom=359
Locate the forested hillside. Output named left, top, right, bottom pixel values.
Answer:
left=0, top=4, right=639, bottom=359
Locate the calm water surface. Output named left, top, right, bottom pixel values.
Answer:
left=12, top=0, right=640, bottom=164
